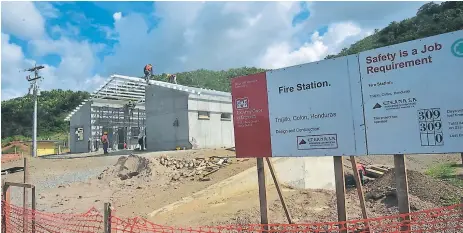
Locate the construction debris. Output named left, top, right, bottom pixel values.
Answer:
left=98, top=154, right=152, bottom=181
left=365, top=164, right=392, bottom=178
left=1, top=166, right=24, bottom=175
left=157, top=154, right=232, bottom=181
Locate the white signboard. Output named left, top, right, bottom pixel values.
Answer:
left=266, top=56, right=366, bottom=157
left=359, top=30, right=463, bottom=154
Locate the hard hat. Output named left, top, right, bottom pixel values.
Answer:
left=104, top=132, right=108, bottom=135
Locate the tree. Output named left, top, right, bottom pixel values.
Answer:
left=324, top=1, right=463, bottom=59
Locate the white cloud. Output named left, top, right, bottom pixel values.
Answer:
left=35, top=2, right=60, bottom=19
left=259, top=22, right=372, bottom=69
left=113, top=12, right=122, bottom=21
left=1, top=33, right=35, bottom=100
left=1, top=3, right=103, bottom=100
left=1, top=1, right=427, bottom=100
left=102, top=1, right=424, bottom=76
left=1, top=1, right=46, bottom=40
left=28, top=37, right=104, bottom=90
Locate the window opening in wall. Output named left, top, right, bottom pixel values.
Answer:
left=221, top=113, right=232, bottom=121
left=198, top=111, right=210, bottom=120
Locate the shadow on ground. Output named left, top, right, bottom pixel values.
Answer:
left=39, top=150, right=157, bottom=160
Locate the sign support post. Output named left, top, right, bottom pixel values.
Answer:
left=266, top=157, right=292, bottom=224
left=349, top=156, right=368, bottom=220
left=393, top=154, right=411, bottom=231
left=333, top=156, right=347, bottom=233
left=232, top=30, right=463, bottom=233
left=256, top=158, right=269, bottom=231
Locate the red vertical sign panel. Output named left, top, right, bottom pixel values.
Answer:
left=231, top=72, right=272, bottom=158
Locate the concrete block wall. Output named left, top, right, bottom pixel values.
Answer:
left=69, top=102, right=92, bottom=153
left=145, top=85, right=190, bottom=151
left=187, top=95, right=235, bottom=149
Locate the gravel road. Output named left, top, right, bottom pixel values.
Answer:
left=7, top=167, right=108, bottom=206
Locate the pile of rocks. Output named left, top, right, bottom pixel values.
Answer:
left=98, top=154, right=152, bottom=181
left=157, top=155, right=232, bottom=181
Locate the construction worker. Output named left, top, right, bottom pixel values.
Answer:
left=138, top=132, right=144, bottom=151
left=101, top=132, right=109, bottom=154
left=167, top=73, right=177, bottom=84
left=356, top=163, right=366, bottom=186
left=143, top=64, right=153, bottom=83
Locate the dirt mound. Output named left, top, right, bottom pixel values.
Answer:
left=98, top=154, right=152, bottom=181
left=365, top=169, right=462, bottom=207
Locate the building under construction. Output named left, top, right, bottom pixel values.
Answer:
left=65, top=75, right=148, bottom=153
left=65, top=74, right=235, bottom=153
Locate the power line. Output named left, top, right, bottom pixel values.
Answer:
left=22, top=64, right=45, bottom=158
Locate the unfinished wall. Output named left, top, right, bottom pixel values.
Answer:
left=69, top=102, right=92, bottom=153
left=187, top=95, right=235, bottom=149
left=91, top=101, right=146, bottom=151
left=145, top=85, right=190, bottom=151
left=274, top=157, right=335, bottom=190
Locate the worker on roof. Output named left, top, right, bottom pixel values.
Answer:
left=167, top=73, right=177, bottom=84
left=143, top=64, right=153, bottom=83
left=356, top=163, right=366, bottom=186
left=101, top=131, right=109, bottom=155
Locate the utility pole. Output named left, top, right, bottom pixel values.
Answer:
left=23, top=64, right=45, bottom=158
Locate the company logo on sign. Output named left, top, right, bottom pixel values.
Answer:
left=451, top=39, right=463, bottom=58
left=297, top=134, right=338, bottom=150
left=381, top=97, right=417, bottom=110
left=235, top=98, right=249, bottom=110
left=373, top=103, right=382, bottom=109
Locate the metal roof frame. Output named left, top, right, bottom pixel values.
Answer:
left=64, top=74, right=231, bottom=121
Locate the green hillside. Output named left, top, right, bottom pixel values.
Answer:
left=1, top=90, right=90, bottom=145
left=0, top=67, right=265, bottom=143
left=325, top=1, right=463, bottom=59
left=2, top=1, right=462, bottom=142
left=149, top=67, right=266, bottom=92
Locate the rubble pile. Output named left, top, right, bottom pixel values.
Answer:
left=157, top=154, right=233, bottom=181
left=98, top=153, right=241, bottom=184
left=98, top=154, right=152, bottom=181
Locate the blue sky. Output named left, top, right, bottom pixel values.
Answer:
left=1, top=1, right=427, bottom=100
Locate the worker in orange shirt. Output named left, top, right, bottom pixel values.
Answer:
left=143, top=64, right=153, bottom=83
left=356, top=163, right=366, bottom=186
left=101, top=132, right=109, bottom=154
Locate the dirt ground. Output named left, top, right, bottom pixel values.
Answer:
left=1, top=151, right=462, bottom=227
left=2, top=149, right=256, bottom=219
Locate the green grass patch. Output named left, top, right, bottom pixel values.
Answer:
left=425, top=162, right=463, bottom=188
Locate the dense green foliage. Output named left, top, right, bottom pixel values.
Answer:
left=325, top=1, right=463, bottom=59
left=1, top=67, right=265, bottom=141
left=149, top=67, right=266, bottom=92
left=2, top=1, right=462, bottom=141
left=1, top=90, right=90, bottom=142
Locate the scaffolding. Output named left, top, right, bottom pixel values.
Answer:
left=64, top=74, right=231, bottom=153
left=65, top=75, right=149, bottom=152
left=89, top=103, right=146, bottom=151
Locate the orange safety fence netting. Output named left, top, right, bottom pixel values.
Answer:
left=2, top=201, right=103, bottom=233
left=2, top=201, right=463, bottom=233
